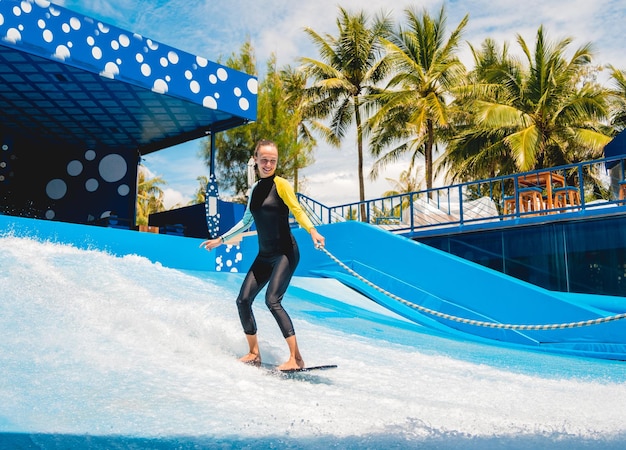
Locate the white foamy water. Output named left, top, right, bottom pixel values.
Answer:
left=1, top=235, right=626, bottom=449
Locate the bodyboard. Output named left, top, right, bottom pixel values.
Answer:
left=261, top=363, right=337, bottom=374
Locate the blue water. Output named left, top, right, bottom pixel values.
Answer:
left=1, top=235, right=626, bottom=449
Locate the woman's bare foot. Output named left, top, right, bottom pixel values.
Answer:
left=240, top=334, right=261, bottom=366
left=239, top=352, right=261, bottom=366
left=277, top=355, right=304, bottom=371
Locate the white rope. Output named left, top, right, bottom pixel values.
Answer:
left=317, top=245, right=626, bottom=330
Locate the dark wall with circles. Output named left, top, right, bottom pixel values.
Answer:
left=1, top=133, right=137, bottom=226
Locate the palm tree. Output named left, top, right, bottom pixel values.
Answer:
left=368, top=5, right=469, bottom=193
left=301, top=7, right=393, bottom=219
left=608, top=65, right=626, bottom=132
left=190, top=175, right=208, bottom=205
left=381, top=166, right=422, bottom=218
left=256, top=56, right=310, bottom=188
left=281, top=64, right=318, bottom=192
left=458, top=26, right=611, bottom=174
left=382, top=167, right=422, bottom=197
left=439, top=38, right=520, bottom=183
left=136, top=166, right=166, bottom=226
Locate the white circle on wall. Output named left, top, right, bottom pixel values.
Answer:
left=54, top=44, right=70, bottom=60
left=46, top=179, right=67, bottom=200
left=203, top=96, right=217, bottom=109
left=85, top=149, right=96, bottom=160
left=104, top=62, right=119, bottom=76
left=91, top=46, right=102, bottom=59
left=217, top=68, right=228, bottom=81
left=67, top=160, right=83, bottom=176
left=85, top=178, right=99, bottom=192
left=99, top=153, right=127, bottom=182
left=45, top=209, right=55, bottom=220
left=118, top=184, right=130, bottom=196
left=69, top=17, right=81, bottom=31
left=247, top=78, right=258, bottom=94
left=118, top=34, right=130, bottom=47
left=168, top=51, right=179, bottom=64
left=153, top=79, right=168, bottom=93
left=43, top=29, right=53, bottom=42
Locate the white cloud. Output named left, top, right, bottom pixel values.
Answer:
left=162, top=187, right=187, bottom=210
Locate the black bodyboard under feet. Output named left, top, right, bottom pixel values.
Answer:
left=260, top=363, right=337, bottom=374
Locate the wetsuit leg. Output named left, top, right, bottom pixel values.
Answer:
left=264, top=250, right=299, bottom=338
left=236, top=256, right=272, bottom=335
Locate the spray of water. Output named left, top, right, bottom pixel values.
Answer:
left=1, top=236, right=626, bottom=449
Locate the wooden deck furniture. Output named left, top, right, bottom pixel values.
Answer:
left=619, top=181, right=626, bottom=201
left=518, top=172, right=566, bottom=210
left=553, top=186, right=581, bottom=210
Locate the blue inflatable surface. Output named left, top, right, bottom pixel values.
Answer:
left=2, top=214, right=625, bottom=360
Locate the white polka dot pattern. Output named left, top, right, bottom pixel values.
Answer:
left=0, top=0, right=257, bottom=121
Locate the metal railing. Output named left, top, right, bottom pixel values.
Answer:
left=297, top=155, right=626, bottom=236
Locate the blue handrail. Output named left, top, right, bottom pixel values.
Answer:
left=297, top=155, right=626, bottom=237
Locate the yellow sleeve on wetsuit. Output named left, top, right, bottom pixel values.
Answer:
left=274, top=176, right=316, bottom=233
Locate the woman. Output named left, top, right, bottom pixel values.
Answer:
left=200, top=139, right=325, bottom=371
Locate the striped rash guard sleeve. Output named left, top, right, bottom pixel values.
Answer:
left=274, top=176, right=316, bottom=233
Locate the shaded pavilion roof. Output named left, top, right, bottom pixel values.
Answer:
left=0, top=0, right=258, bottom=154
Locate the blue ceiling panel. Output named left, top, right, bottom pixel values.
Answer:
left=0, top=0, right=258, bottom=154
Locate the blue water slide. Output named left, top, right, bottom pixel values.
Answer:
left=2, top=213, right=625, bottom=360
left=293, top=221, right=626, bottom=360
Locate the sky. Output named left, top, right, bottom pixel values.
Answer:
left=54, top=0, right=626, bottom=208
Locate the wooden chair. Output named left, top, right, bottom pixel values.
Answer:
left=503, top=196, right=516, bottom=215
left=619, top=181, right=626, bottom=201
left=553, top=186, right=581, bottom=210
left=503, top=187, right=544, bottom=216
left=518, top=187, right=544, bottom=214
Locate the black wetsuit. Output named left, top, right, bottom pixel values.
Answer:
left=236, top=175, right=300, bottom=338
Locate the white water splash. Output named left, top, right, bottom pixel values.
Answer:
left=1, top=236, right=625, bottom=449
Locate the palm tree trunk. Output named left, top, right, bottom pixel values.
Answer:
left=355, top=96, right=367, bottom=221
left=425, top=119, right=434, bottom=195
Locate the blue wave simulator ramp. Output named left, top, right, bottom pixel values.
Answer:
left=296, top=221, right=626, bottom=360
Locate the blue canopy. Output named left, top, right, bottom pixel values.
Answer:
left=0, top=0, right=257, bottom=154
left=604, top=130, right=626, bottom=169
left=0, top=0, right=257, bottom=226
